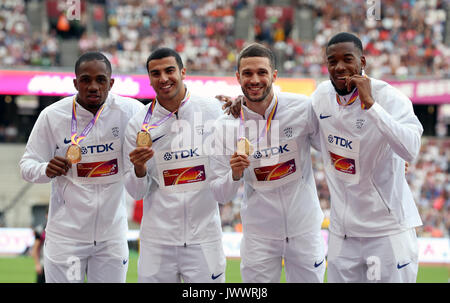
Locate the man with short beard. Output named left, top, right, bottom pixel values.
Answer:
left=210, top=43, right=325, bottom=283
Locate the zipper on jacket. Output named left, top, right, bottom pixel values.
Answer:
left=337, top=104, right=348, bottom=239
left=342, top=181, right=348, bottom=239
left=183, top=194, right=187, bottom=247
left=92, top=181, right=100, bottom=246
left=280, top=187, right=289, bottom=244
left=92, top=131, right=101, bottom=245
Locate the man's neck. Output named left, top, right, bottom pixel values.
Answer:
left=331, top=78, right=356, bottom=96
left=245, top=91, right=274, bottom=117
left=157, top=87, right=186, bottom=113
left=76, top=96, right=104, bottom=116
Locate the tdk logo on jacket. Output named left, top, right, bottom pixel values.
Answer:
left=328, top=135, right=352, bottom=149
left=65, top=138, right=116, bottom=155
left=163, top=148, right=200, bottom=161
left=81, top=143, right=115, bottom=155
left=253, top=144, right=289, bottom=159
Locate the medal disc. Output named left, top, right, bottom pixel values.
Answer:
left=236, top=138, right=254, bottom=156
left=66, top=144, right=82, bottom=164
left=136, top=131, right=152, bottom=147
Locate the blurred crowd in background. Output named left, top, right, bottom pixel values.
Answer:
left=0, top=0, right=60, bottom=67
left=0, top=0, right=448, bottom=238
left=406, top=137, right=449, bottom=238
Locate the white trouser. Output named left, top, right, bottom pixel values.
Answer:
left=327, top=228, right=419, bottom=283
left=44, top=238, right=129, bottom=283
left=240, top=230, right=326, bottom=283
left=138, top=239, right=226, bottom=283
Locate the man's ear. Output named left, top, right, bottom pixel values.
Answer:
left=73, top=78, right=78, bottom=91
left=360, top=55, right=367, bottom=71
left=109, top=78, right=115, bottom=90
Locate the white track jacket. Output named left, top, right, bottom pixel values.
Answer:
left=311, top=78, right=423, bottom=237
left=209, top=93, right=324, bottom=240
left=20, top=93, right=144, bottom=243
left=123, top=92, right=224, bottom=245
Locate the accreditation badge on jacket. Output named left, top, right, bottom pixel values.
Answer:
left=248, top=139, right=301, bottom=189
left=69, top=138, right=123, bottom=185
left=154, top=146, right=208, bottom=193
left=322, top=126, right=360, bottom=184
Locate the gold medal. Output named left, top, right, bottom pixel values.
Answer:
left=236, top=137, right=254, bottom=156
left=66, top=144, right=82, bottom=164
left=136, top=131, right=152, bottom=147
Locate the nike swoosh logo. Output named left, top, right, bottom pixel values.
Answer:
left=320, top=114, right=332, bottom=119
left=123, top=259, right=128, bottom=265
left=64, top=138, right=71, bottom=144
left=397, top=262, right=410, bottom=269
left=152, top=134, right=165, bottom=143
left=211, top=272, right=223, bottom=280
left=314, top=260, right=324, bottom=268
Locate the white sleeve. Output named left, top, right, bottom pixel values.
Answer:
left=19, top=110, right=54, bottom=184
left=122, top=115, right=153, bottom=200
left=366, top=86, right=423, bottom=163
left=307, top=99, right=321, bottom=152
left=208, top=121, right=242, bottom=204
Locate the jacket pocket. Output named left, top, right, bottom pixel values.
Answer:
left=61, top=182, right=68, bottom=201
left=370, top=177, right=391, bottom=215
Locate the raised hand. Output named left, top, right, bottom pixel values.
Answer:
left=344, top=74, right=374, bottom=109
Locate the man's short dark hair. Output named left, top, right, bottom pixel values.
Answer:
left=146, top=48, right=184, bottom=73
left=326, top=32, right=363, bottom=54
left=75, top=51, right=112, bottom=76
left=237, top=43, right=276, bottom=72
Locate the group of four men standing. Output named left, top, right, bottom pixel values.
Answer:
left=20, top=32, right=423, bottom=283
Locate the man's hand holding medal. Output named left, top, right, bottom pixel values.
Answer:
left=129, top=144, right=154, bottom=178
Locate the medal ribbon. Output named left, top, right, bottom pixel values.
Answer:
left=141, top=91, right=191, bottom=132
left=335, top=73, right=369, bottom=109
left=335, top=89, right=367, bottom=110
left=239, top=95, right=278, bottom=143
left=70, top=96, right=106, bottom=145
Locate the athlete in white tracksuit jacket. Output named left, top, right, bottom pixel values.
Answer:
left=312, top=32, right=423, bottom=282
left=20, top=54, right=144, bottom=283
left=123, top=48, right=226, bottom=283
left=210, top=44, right=325, bottom=283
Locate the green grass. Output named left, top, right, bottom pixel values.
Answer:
left=1, top=251, right=447, bottom=283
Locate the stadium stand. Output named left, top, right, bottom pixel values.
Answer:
left=3, top=1, right=447, bottom=77
left=81, top=0, right=450, bottom=77
left=0, top=0, right=61, bottom=67
left=407, top=137, right=449, bottom=238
